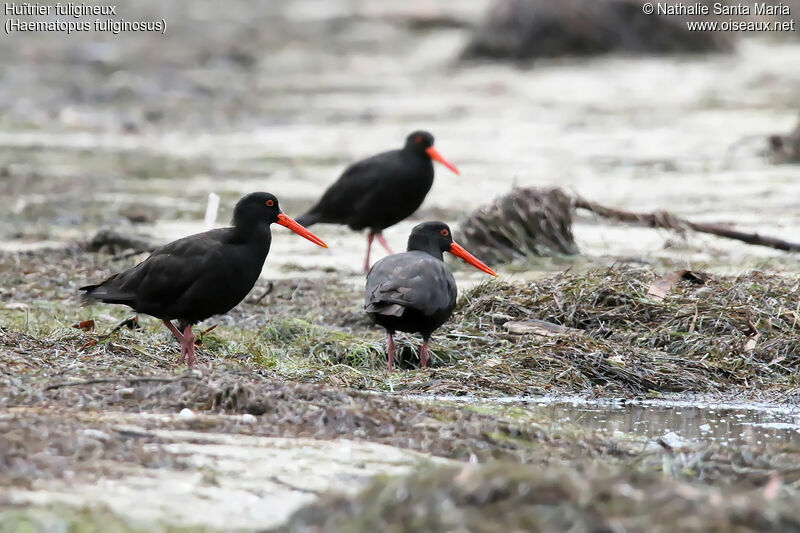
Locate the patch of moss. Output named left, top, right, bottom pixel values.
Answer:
left=256, top=316, right=457, bottom=372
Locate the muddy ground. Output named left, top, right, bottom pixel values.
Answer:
left=2, top=0, right=800, bottom=531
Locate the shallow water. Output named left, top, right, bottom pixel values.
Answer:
left=529, top=400, right=800, bottom=447
left=417, top=395, right=800, bottom=447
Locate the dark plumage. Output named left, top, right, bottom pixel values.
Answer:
left=80, top=192, right=327, bottom=366
left=365, top=221, right=497, bottom=372
left=296, top=130, right=460, bottom=272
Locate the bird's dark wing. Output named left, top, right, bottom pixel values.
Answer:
left=365, top=252, right=456, bottom=317
left=300, top=150, right=406, bottom=224
left=81, top=229, right=230, bottom=314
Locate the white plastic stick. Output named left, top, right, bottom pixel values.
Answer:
left=204, top=192, right=220, bottom=230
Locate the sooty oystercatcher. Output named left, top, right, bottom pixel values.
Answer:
left=296, top=131, right=460, bottom=273
left=365, top=221, right=496, bottom=372
left=80, top=192, right=327, bottom=366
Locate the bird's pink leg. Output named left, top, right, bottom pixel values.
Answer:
left=364, top=232, right=375, bottom=274
left=386, top=332, right=395, bottom=373
left=419, top=339, right=430, bottom=368
left=182, top=325, right=197, bottom=367
left=162, top=320, right=189, bottom=363
left=162, top=319, right=185, bottom=343
left=375, top=233, right=395, bottom=255
left=178, top=344, right=188, bottom=364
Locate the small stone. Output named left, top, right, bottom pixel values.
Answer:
left=694, top=287, right=714, bottom=300
left=659, top=431, right=691, bottom=450
left=117, top=387, right=135, bottom=398
left=179, top=408, right=196, bottom=419
left=82, top=429, right=111, bottom=441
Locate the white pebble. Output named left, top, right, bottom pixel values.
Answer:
left=82, top=429, right=111, bottom=441
left=660, top=431, right=691, bottom=449
left=179, top=408, right=196, bottom=419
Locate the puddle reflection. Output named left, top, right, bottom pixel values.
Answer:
left=416, top=395, right=800, bottom=447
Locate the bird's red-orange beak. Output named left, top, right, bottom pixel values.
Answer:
left=277, top=213, right=328, bottom=248
left=425, top=146, right=460, bottom=175
left=448, top=242, right=497, bottom=277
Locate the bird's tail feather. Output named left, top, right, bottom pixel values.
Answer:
left=366, top=302, right=404, bottom=317
left=79, top=277, right=135, bottom=306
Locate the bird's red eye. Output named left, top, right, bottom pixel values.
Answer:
left=414, top=135, right=423, bottom=144
left=440, top=229, right=449, bottom=237
left=266, top=199, right=275, bottom=207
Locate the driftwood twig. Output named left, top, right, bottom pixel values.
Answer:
left=574, top=197, right=800, bottom=253
left=79, top=316, right=141, bottom=350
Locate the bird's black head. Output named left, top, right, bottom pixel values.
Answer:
left=407, top=221, right=497, bottom=277
left=403, top=130, right=460, bottom=175
left=407, top=221, right=453, bottom=254
left=404, top=130, right=435, bottom=151
left=231, top=192, right=328, bottom=248
left=232, top=192, right=282, bottom=227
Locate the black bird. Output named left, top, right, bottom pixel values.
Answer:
left=365, top=221, right=497, bottom=372
left=296, top=130, right=460, bottom=273
left=80, top=192, right=328, bottom=366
